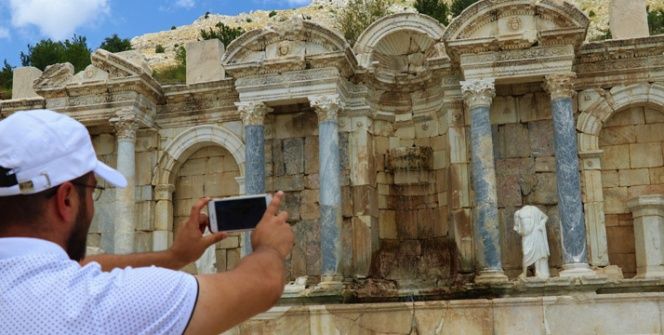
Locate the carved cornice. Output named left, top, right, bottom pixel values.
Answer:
left=110, top=110, right=139, bottom=140
left=309, top=95, right=344, bottom=123
left=155, top=184, right=175, bottom=201
left=461, top=79, right=495, bottom=109
left=237, top=101, right=272, bottom=126
left=544, top=72, right=577, bottom=99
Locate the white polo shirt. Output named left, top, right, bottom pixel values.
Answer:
left=0, top=238, right=199, bottom=335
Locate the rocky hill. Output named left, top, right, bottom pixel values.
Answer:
left=130, top=0, right=664, bottom=70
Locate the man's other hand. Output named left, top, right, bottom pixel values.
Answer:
left=251, top=191, right=293, bottom=258
left=169, top=197, right=227, bottom=267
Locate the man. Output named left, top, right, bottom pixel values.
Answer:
left=0, top=109, right=294, bottom=334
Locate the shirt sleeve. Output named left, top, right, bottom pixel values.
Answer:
left=88, top=266, right=199, bottom=335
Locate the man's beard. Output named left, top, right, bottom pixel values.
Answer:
left=65, top=195, right=89, bottom=261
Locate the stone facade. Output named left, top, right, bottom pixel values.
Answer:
left=3, top=0, right=664, bottom=333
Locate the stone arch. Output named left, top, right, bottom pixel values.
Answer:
left=354, top=12, right=446, bottom=57
left=575, top=83, right=664, bottom=268
left=222, top=19, right=348, bottom=66
left=154, top=125, right=245, bottom=187
left=444, top=0, right=588, bottom=41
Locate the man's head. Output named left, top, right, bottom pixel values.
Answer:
left=0, top=109, right=127, bottom=259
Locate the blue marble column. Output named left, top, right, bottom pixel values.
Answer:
left=310, top=95, right=344, bottom=289
left=238, top=102, right=271, bottom=256
left=544, top=73, right=595, bottom=277
left=461, top=79, right=507, bottom=284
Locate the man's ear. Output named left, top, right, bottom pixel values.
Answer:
left=54, top=182, right=78, bottom=224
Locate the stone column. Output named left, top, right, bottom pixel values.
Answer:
left=237, top=101, right=271, bottom=256
left=628, top=195, right=664, bottom=279
left=153, top=184, right=175, bottom=251
left=310, top=95, right=344, bottom=289
left=111, top=112, right=139, bottom=254
left=544, top=73, right=595, bottom=278
left=461, top=79, right=507, bottom=284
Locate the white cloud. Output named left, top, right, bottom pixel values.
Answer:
left=0, top=27, right=8, bottom=39
left=9, top=0, right=110, bottom=40
left=175, top=0, right=196, bottom=9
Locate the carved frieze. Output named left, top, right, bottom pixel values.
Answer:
left=544, top=72, right=577, bottom=99
left=309, top=95, right=344, bottom=123
left=461, top=79, right=496, bottom=109
left=237, top=101, right=272, bottom=126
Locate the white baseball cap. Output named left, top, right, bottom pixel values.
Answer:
left=0, top=109, right=127, bottom=196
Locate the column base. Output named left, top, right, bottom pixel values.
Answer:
left=559, top=263, right=596, bottom=278
left=312, top=274, right=344, bottom=294
left=474, top=270, right=508, bottom=284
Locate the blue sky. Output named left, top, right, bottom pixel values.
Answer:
left=0, top=0, right=312, bottom=67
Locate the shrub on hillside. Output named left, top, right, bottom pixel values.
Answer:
left=338, top=0, right=390, bottom=45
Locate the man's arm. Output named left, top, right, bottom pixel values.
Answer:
left=80, top=197, right=227, bottom=271
left=185, top=191, right=294, bottom=335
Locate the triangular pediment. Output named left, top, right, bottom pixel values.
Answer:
left=91, top=49, right=153, bottom=79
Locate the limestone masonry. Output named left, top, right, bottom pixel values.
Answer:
left=4, top=0, right=664, bottom=333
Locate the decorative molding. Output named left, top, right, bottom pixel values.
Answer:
left=155, top=184, right=175, bottom=201
left=309, top=95, right=344, bottom=122
left=461, top=79, right=495, bottom=109
left=236, top=101, right=272, bottom=126
left=544, top=72, right=577, bottom=99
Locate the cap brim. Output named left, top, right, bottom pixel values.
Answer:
left=94, top=160, right=127, bottom=188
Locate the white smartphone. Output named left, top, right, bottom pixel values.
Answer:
left=207, top=194, right=271, bottom=233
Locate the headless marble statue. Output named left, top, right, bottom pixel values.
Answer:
left=514, top=205, right=550, bottom=280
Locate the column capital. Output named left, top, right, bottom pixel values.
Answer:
left=309, top=95, right=344, bottom=123
left=236, top=101, right=272, bottom=126
left=461, top=79, right=496, bottom=109
left=110, top=111, right=138, bottom=140
left=544, top=72, right=577, bottom=99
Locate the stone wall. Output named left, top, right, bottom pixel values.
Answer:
left=600, top=106, right=664, bottom=278
left=89, top=133, right=118, bottom=253
left=174, top=145, right=241, bottom=273
left=491, top=84, right=569, bottom=278
left=265, top=111, right=323, bottom=281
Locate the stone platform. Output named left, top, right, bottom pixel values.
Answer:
left=228, top=292, right=664, bottom=334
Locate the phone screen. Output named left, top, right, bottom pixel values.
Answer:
left=212, top=196, right=266, bottom=232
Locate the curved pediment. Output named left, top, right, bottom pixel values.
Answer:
left=222, top=17, right=350, bottom=70
left=354, top=13, right=448, bottom=86
left=444, top=0, right=589, bottom=58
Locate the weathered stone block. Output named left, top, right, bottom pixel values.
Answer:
left=272, top=140, right=285, bottom=177
left=606, top=107, right=644, bottom=127
left=217, top=235, right=239, bottom=249
left=497, top=175, right=523, bottom=207
left=609, top=0, right=649, bottom=39
left=396, top=210, right=418, bottom=239
left=273, top=175, right=304, bottom=192
left=630, top=142, right=663, bottom=168
left=601, top=144, right=630, bottom=169
left=635, top=124, right=664, bottom=143
left=399, top=240, right=422, bottom=256
left=519, top=92, right=552, bottom=122
left=528, top=120, right=555, bottom=157
left=342, top=186, right=353, bottom=218
left=304, top=174, right=319, bottom=189
left=134, top=201, right=155, bottom=231
left=619, top=168, right=650, bottom=186
left=496, top=123, right=530, bottom=158
left=379, top=210, right=397, bottom=239
left=133, top=232, right=153, bottom=253
left=600, top=125, right=636, bottom=146
left=92, top=134, right=115, bottom=156
left=283, top=138, right=304, bottom=175
left=603, top=186, right=629, bottom=214
left=449, top=163, right=470, bottom=208
left=11, top=66, right=42, bottom=99
left=649, top=167, right=664, bottom=184
left=491, top=96, right=518, bottom=125
left=526, top=173, right=558, bottom=205
left=304, top=136, right=319, bottom=175
left=185, top=39, right=225, bottom=85
left=535, top=157, right=556, bottom=172
left=602, top=170, right=620, bottom=188
left=496, top=158, right=535, bottom=177
left=606, top=225, right=635, bottom=254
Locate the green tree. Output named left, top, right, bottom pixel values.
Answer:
left=20, top=35, right=91, bottom=72
left=99, top=34, right=132, bottom=53
left=0, top=60, right=13, bottom=99
left=648, top=8, right=664, bottom=35
left=200, top=22, right=245, bottom=47
left=450, top=0, right=479, bottom=18
left=414, top=0, right=449, bottom=25
left=338, top=0, right=390, bottom=45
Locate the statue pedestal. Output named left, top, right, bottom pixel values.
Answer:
left=475, top=270, right=508, bottom=284
left=628, top=195, right=664, bottom=279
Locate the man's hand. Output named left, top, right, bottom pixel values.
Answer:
left=169, top=197, right=227, bottom=267
left=251, top=191, right=293, bottom=258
